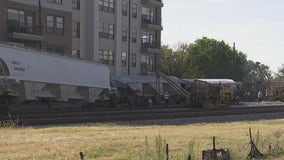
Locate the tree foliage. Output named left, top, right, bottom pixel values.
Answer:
left=186, top=37, right=234, bottom=79
left=160, top=44, right=188, bottom=78
left=274, top=64, right=284, bottom=82
left=161, top=37, right=249, bottom=81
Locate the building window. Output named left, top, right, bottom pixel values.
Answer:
left=121, top=52, right=127, bottom=67
left=147, top=55, right=154, bottom=72
left=7, top=8, right=35, bottom=34
left=72, top=22, right=80, bottom=38
left=46, top=15, right=54, bottom=33
left=132, top=3, right=137, bottom=18
left=122, top=0, right=127, bottom=16
left=46, top=15, right=64, bottom=34
left=27, top=16, right=33, bottom=33
left=142, top=7, right=154, bottom=24
left=98, top=50, right=114, bottom=65
left=122, top=26, right=127, bottom=41
left=72, top=50, right=80, bottom=58
left=99, top=23, right=114, bottom=39
left=141, top=54, right=154, bottom=73
left=46, top=45, right=64, bottom=55
left=99, top=0, right=114, bottom=13
left=132, top=29, right=137, bottom=43
left=131, top=53, right=136, bottom=67
left=72, top=0, right=80, bottom=10
left=141, top=31, right=154, bottom=48
left=47, top=0, right=62, bottom=4
left=56, top=17, right=64, bottom=34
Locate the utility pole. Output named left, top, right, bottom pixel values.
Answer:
left=127, top=0, right=131, bottom=75
left=38, top=0, right=42, bottom=50
left=232, top=42, right=235, bottom=80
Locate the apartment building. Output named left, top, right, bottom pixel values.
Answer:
left=0, top=0, right=163, bottom=76
left=74, top=0, right=163, bottom=76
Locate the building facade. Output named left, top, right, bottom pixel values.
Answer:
left=0, top=0, right=72, bottom=56
left=0, top=0, right=163, bottom=76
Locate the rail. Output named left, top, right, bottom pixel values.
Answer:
left=1, top=104, right=284, bottom=126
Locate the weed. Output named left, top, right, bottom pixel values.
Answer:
left=84, top=146, right=106, bottom=158
left=253, top=129, right=284, bottom=158
left=186, top=138, right=200, bottom=160
left=141, top=135, right=167, bottom=160
left=143, top=136, right=152, bottom=159
left=267, top=130, right=284, bottom=156
left=116, top=154, right=133, bottom=160
left=155, top=134, right=167, bottom=160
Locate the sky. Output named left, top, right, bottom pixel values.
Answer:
left=162, top=0, right=284, bottom=73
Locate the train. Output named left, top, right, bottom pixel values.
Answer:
left=0, top=43, right=237, bottom=111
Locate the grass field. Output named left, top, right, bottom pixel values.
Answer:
left=1, top=119, right=284, bottom=160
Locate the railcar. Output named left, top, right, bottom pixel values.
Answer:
left=0, top=44, right=110, bottom=107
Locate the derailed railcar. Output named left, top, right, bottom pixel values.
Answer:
left=0, top=44, right=110, bottom=105
left=181, top=79, right=236, bottom=108
left=198, top=79, right=236, bottom=108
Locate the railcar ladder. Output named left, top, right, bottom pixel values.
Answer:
left=156, top=71, right=191, bottom=98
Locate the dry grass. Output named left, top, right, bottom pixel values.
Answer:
left=0, top=120, right=284, bottom=160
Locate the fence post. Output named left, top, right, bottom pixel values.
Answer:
left=166, top=143, right=169, bottom=160
left=213, top=136, right=217, bottom=160
left=79, top=152, right=84, bottom=160
left=187, top=154, right=192, bottom=160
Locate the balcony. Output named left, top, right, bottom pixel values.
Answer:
left=141, top=0, right=163, bottom=7
left=141, top=16, right=163, bottom=31
left=7, top=23, right=45, bottom=42
left=141, top=42, right=162, bottom=54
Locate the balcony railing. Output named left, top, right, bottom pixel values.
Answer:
left=141, top=42, right=156, bottom=49
left=141, top=15, right=163, bottom=31
left=141, top=41, right=162, bottom=54
left=141, top=15, right=162, bottom=25
left=7, top=21, right=43, bottom=36
left=7, top=22, right=45, bottom=41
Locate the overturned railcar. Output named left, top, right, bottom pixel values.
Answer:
left=0, top=44, right=110, bottom=103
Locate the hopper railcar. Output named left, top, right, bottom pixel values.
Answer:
left=0, top=44, right=111, bottom=110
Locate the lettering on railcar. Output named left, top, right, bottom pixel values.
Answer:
left=12, top=60, right=26, bottom=72
left=12, top=61, right=21, bottom=65
left=14, top=67, right=26, bottom=72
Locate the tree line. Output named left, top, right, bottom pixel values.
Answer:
left=160, top=37, right=284, bottom=83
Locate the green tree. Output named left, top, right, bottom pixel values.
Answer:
left=186, top=37, right=247, bottom=81
left=243, top=60, right=258, bottom=83
left=273, top=64, right=284, bottom=82
left=160, top=44, right=188, bottom=77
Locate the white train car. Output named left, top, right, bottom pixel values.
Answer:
left=0, top=44, right=110, bottom=103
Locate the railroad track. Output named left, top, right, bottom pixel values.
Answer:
left=1, top=104, right=284, bottom=126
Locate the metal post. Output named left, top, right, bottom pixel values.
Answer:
left=232, top=42, right=235, bottom=80
left=38, top=0, right=42, bottom=50
left=213, top=136, right=216, bottom=150
left=79, top=152, right=84, bottom=160
left=213, top=136, right=216, bottom=159
left=127, top=0, right=131, bottom=75
left=166, top=143, right=169, bottom=160
left=187, top=155, right=192, bottom=160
